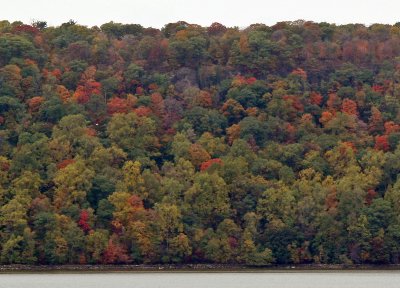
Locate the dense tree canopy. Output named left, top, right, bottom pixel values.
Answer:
left=1, top=19, right=400, bottom=265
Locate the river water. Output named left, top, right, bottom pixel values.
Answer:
left=0, top=271, right=399, bottom=288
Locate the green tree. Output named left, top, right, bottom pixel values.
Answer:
left=107, top=112, right=159, bottom=159
left=184, top=173, right=230, bottom=227
left=53, top=159, right=94, bottom=209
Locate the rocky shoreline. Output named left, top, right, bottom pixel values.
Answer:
left=1, top=264, right=400, bottom=273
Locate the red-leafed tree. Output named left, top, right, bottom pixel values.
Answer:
left=375, top=135, right=390, bottom=151
left=78, top=210, right=91, bottom=233
left=102, top=239, right=130, bottom=264
left=310, top=92, right=323, bottom=106
left=365, top=189, right=378, bottom=206
left=136, top=86, right=144, bottom=95
left=246, top=77, right=257, bottom=85
left=13, top=24, right=39, bottom=35
left=200, top=158, right=223, bottom=171
left=372, top=84, right=385, bottom=94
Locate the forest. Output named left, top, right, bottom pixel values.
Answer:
left=1, top=19, right=400, bottom=266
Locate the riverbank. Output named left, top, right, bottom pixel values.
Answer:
left=1, top=263, right=400, bottom=273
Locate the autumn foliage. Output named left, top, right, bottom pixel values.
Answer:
left=310, top=92, right=323, bottom=106
left=103, top=239, right=130, bottom=264
left=57, top=159, right=76, bottom=170
left=375, top=135, right=390, bottom=151
left=341, top=98, right=358, bottom=116
left=27, top=96, right=44, bottom=112
left=200, top=158, right=223, bottom=171
left=73, top=81, right=101, bottom=104
left=107, top=97, right=128, bottom=115
left=78, top=210, right=91, bottom=233
left=2, top=19, right=400, bottom=267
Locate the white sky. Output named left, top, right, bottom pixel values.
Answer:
left=1, top=0, right=400, bottom=28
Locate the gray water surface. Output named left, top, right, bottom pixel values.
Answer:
left=1, top=271, right=399, bottom=288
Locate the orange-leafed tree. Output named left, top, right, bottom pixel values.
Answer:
left=73, top=66, right=102, bottom=104
left=221, top=99, right=245, bottom=124
left=56, top=85, right=72, bottom=103
left=319, top=111, right=334, bottom=126
left=384, top=121, right=400, bottom=135
left=134, top=106, right=152, bottom=117
left=193, top=90, right=213, bottom=108
left=150, top=92, right=165, bottom=118
left=326, top=93, right=341, bottom=111
left=27, top=96, right=44, bottom=113
left=341, top=98, right=358, bottom=116
left=226, top=124, right=241, bottom=144
left=73, top=81, right=101, bottom=104
left=369, top=106, right=384, bottom=133
left=107, top=97, right=129, bottom=115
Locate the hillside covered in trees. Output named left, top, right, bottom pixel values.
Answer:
left=2, top=19, right=400, bottom=266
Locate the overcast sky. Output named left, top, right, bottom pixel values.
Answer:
left=1, top=0, right=400, bottom=28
